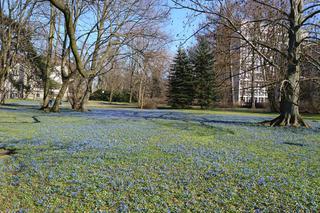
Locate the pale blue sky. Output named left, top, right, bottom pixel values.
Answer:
left=165, top=3, right=205, bottom=53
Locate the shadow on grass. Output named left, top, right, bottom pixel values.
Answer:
left=282, top=142, right=307, bottom=147
left=0, top=103, right=40, bottom=110
left=0, top=147, right=17, bottom=157
left=0, top=116, right=41, bottom=124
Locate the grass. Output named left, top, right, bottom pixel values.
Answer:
left=87, top=101, right=138, bottom=109
left=176, top=108, right=320, bottom=121
left=87, top=100, right=320, bottom=121
left=0, top=102, right=319, bottom=211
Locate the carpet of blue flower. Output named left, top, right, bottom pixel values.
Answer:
left=0, top=104, right=319, bottom=211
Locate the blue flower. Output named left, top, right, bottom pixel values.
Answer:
left=258, top=177, right=266, bottom=186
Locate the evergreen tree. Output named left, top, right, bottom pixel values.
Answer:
left=191, top=37, right=215, bottom=109
left=168, top=48, right=194, bottom=108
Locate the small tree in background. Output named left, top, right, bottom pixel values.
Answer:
left=168, top=48, right=194, bottom=108
left=191, top=37, right=215, bottom=109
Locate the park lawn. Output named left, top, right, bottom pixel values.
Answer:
left=179, top=108, right=320, bottom=121
left=87, top=101, right=138, bottom=109
left=4, top=99, right=320, bottom=121
left=86, top=100, right=320, bottom=121
left=0, top=105, right=319, bottom=211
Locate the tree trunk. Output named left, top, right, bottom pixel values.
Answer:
left=51, top=27, right=70, bottom=113
left=129, top=70, right=134, bottom=103
left=72, top=101, right=82, bottom=111
left=75, top=77, right=94, bottom=112
left=129, top=90, right=133, bottom=103
left=251, top=49, right=256, bottom=109
left=262, top=0, right=308, bottom=127
left=267, top=86, right=279, bottom=112
left=51, top=79, right=70, bottom=112
left=228, top=45, right=235, bottom=106
left=109, top=89, right=113, bottom=103
left=265, top=70, right=308, bottom=127
left=140, top=84, right=146, bottom=109
left=0, top=76, right=6, bottom=104
left=42, top=6, right=56, bottom=110
left=138, top=75, right=144, bottom=107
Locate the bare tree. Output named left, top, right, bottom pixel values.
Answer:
left=172, top=0, right=320, bottom=127
left=41, top=4, right=56, bottom=110
left=0, top=0, right=36, bottom=103
left=48, top=0, right=169, bottom=111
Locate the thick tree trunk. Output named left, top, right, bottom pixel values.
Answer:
left=72, top=101, right=82, bottom=111
left=262, top=0, right=309, bottom=127
left=264, top=72, right=308, bottom=127
left=69, top=84, right=83, bottom=111
left=74, top=77, right=94, bottom=112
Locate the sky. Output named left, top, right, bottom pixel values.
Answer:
left=165, top=4, right=205, bottom=54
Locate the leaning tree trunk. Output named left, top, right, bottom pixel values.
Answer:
left=51, top=78, right=70, bottom=112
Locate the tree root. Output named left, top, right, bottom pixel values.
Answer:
left=260, top=114, right=310, bottom=128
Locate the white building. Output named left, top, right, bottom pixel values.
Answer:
left=5, top=64, right=68, bottom=101
left=230, top=24, right=270, bottom=106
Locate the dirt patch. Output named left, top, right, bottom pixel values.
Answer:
left=0, top=148, right=16, bottom=158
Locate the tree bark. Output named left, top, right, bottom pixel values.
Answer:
left=51, top=78, right=70, bottom=112
left=42, top=5, right=56, bottom=110
left=0, top=75, right=7, bottom=104
left=138, top=74, right=144, bottom=107
left=129, top=69, right=134, bottom=103
left=267, top=86, right=279, bottom=112
left=51, top=25, right=70, bottom=113
left=73, top=77, right=94, bottom=112
left=251, top=48, right=256, bottom=109
left=140, top=84, right=146, bottom=109
left=262, top=0, right=309, bottom=127
left=109, top=89, right=114, bottom=103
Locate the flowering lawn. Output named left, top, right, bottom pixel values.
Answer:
left=0, top=102, right=319, bottom=211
